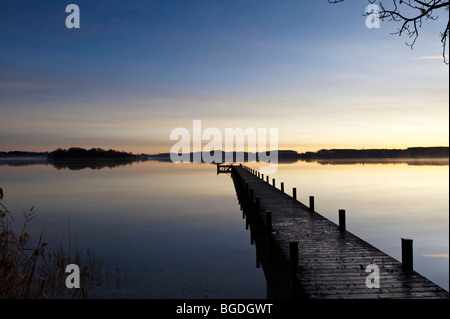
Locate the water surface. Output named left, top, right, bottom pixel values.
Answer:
left=0, top=158, right=448, bottom=296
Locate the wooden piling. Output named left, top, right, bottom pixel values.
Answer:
left=402, top=238, right=413, bottom=271
left=309, top=196, right=314, bottom=212
left=339, top=209, right=346, bottom=231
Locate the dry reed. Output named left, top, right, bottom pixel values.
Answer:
left=0, top=187, right=119, bottom=299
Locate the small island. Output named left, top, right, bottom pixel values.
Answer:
left=45, top=147, right=139, bottom=170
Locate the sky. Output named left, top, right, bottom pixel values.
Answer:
left=0, top=0, right=448, bottom=154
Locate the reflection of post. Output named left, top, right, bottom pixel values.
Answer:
left=255, top=196, right=260, bottom=215
left=243, top=195, right=248, bottom=218
left=266, top=282, right=273, bottom=299
left=256, top=245, right=260, bottom=268
left=289, top=241, right=299, bottom=299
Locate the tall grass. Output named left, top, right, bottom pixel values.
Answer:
left=0, top=187, right=118, bottom=298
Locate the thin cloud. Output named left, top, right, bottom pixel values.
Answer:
left=422, top=253, right=449, bottom=258
left=419, top=55, right=449, bottom=59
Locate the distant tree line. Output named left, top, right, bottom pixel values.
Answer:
left=298, top=147, right=449, bottom=159
left=147, top=147, right=448, bottom=161
left=147, top=150, right=300, bottom=163
left=2, top=146, right=448, bottom=162
left=0, top=151, right=48, bottom=158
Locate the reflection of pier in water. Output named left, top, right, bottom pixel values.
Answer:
left=221, top=164, right=449, bottom=299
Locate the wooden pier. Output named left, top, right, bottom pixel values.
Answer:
left=219, top=164, right=449, bottom=299
left=216, top=164, right=233, bottom=174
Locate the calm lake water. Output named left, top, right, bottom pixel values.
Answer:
left=0, top=158, right=448, bottom=297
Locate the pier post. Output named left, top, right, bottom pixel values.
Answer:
left=281, top=182, right=284, bottom=193
left=339, top=209, right=346, bottom=231
left=272, top=178, right=275, bottom=187
left=289, top=242, right=299, bottom=299
left=293, top=188, right=297, bottom=201
left=261, top=174, right=264, bottom=180
left=266, top=210, right=273, bottom=262
left=309, top=196, right=314, bottom=212
left=401, top=238, right=413, bottom=271
left=266, top=210, right=272, bottom=233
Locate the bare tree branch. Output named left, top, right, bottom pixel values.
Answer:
left=329, top=0, right=450, bottom=64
